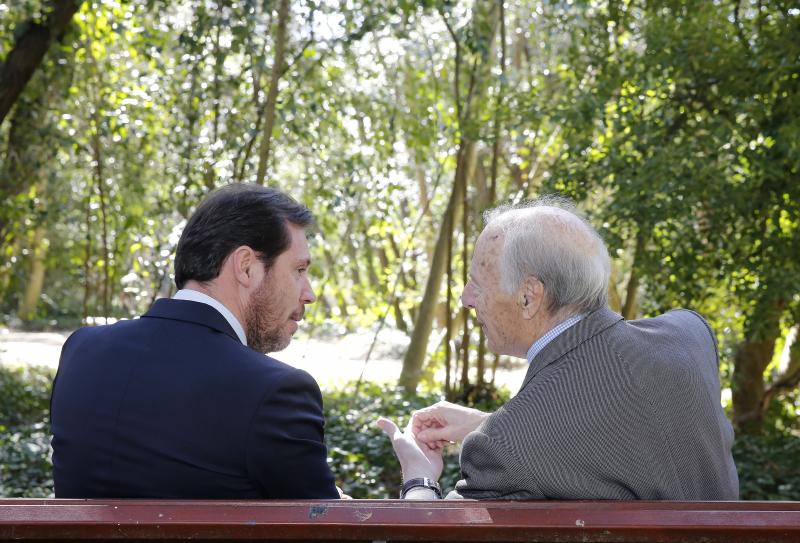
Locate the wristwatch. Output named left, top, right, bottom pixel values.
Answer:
left=400, top=477, right=442, bottom=499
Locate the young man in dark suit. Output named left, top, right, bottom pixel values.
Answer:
left=379, top=197, right=739, bottom=501
left=51, top=184, right=342, bottom=499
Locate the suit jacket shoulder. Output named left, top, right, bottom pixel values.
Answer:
left=51, top=298, right=338, bottom=499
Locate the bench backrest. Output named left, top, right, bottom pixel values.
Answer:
left=2, top=499, right=799, bottom=542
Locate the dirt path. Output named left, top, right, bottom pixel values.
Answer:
left=0, top=327, right=528, bottom=391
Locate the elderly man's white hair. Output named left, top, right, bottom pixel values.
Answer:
left=484, top=196, right=610, bottom=314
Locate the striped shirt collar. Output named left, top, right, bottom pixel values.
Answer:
left=173, top=289, right=247, bottom=346
left=526, top=314, right=585, bottom=364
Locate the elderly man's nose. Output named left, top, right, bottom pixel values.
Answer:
left=461, top=284, right=475, bottom=308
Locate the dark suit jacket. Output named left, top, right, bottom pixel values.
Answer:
left=51, top=298, right=338, bottom=499
left=453, top=308, right=739, bottom=500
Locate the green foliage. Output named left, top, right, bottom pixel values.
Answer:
left=0, top=0, right=797, bottom=452
left=0, top=422, right=52, bottom=498
left=323, top=381, right=510, bottom=498
left=536, top=0, right=800, bottom=432
left=323, top=382, right=458, bottom=498
left=0, top=365, right=52, bottom=429
left=733, top=434, right=800, bottom=501
left=0, top=366, right=796, bottom=500
left=733, top=391, right=800, bottom=500
left=0, top=365, right=54, bottom=497
left=0, top=365, right=503, bottom=499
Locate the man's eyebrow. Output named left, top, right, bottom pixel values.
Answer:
left=297, top=257, right=311, bottom=266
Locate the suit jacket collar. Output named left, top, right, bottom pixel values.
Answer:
left=519, top=307, right=623, bottom=393
left=142, top=298, right=241, bottom=344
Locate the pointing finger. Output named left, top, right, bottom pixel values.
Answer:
left=376, top=417, right=400, bottom=440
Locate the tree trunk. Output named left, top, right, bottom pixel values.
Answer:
left=377, top=246, right=409, bottom=333
left=732, top=335, right=777, bottom=434
left=487, top=0, right=506, bottom=208
left=460, top=153, right=471, bottom=393
left=607, top=261, right=623, bottom=313
left=622, top=231, right=645, bottom=319
left=761, top=326, right=800, bottom=415
left=478, top=2, right=505, bottom=384
left=731, top=296, right=784, bottom=434
left=399, top=141, right=474, bottom=392
left=82, top=185, right=93, bottom=321
left=0, top=0, right=82, bottom=126
left=321, top=247, right=350, bottom=318
left=415, top=155, right=431, bottom=217
left=362, top=237, right=381, bottom=290
left=444, top=208, right=454, bottom=398
left=2, top=91, right=38, bottom=242
left=254, top=0, right=290, bottom=185
left=476, top=327, right=486, bottom=387
left=3, top=43, right=65, bottom=319
left=91, top=127, right=111, bottom=320
left=17, top=226, right=47, bottom=321
left=345, top=236, right=363, bottom=286
left=398, top=1, right=499, bottom=393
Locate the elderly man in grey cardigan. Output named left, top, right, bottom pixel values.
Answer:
left=378, top=197, right=739, bottom=500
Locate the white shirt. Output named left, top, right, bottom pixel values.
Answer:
left=526, top=314, right=584, bottom=364
left=173, top=289, right=247, bottom=345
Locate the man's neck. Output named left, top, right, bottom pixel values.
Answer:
left=533, top=309, right=568, bottom=340
left=525, top=309, right=584, bottom=364
left=182, top=280, right=246, bottom=327
left=520, top=307, right=579, bottom=356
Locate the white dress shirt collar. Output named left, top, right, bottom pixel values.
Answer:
left=525, top=314, right=585, bottom=365
left=173, top=289, right=247, bottom=345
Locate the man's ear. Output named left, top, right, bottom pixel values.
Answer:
left=518, top=276, right=545, bottom=320
left=229, top=246, right=257, bottom=289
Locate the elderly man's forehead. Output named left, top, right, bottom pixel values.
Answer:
left=473, top=227, right=504, bottom=268
left=493, top=205, right=573, bottom=226
left=477, top=225, right=505, bottom=248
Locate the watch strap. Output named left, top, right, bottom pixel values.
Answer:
left=400, top=477, right=442, bottom=499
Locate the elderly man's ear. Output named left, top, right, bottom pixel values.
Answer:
left=518, top=276, right=545, bottom=319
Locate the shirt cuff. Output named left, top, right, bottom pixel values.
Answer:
left=402, top=486, right=440, bottom=500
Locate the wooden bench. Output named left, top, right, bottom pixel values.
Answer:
left=1, top=499, right=799, bottom=542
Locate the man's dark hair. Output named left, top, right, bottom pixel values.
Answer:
left=174, top=184, right=313, bottom=289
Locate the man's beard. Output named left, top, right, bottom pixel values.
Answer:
left=244, top=277, right=292, bottom=354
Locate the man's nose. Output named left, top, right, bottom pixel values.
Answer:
left=302, top=278, right=316, bottom=304
left=461, top=283, right=475, bottom=309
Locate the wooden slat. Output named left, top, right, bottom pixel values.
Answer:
left=0, top=499, right=798, bottom=542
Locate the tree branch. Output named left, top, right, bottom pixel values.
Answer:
left=254, top=0, right=290, bottom=185
left=0, top=0, right=82, bottom=125
left=762, top=327, right=800, bottom=410
left=438, top=8, right=462, bottom=122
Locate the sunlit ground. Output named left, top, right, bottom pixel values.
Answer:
left=0, top=327, right=529, bottom=393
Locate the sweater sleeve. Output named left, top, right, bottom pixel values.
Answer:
left=450, top=428, right=545, bottom=500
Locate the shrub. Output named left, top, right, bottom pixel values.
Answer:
left=733, top=433, right=800, bottom=500
left=0, top=365, right=52, bottom=427
left=323, top=381, right=511, bottom=498
left=1, top=364, right=798, bottom=501
left=325, top=382, right=449, bottom=498
left=0, top=365, right=54, bottom=497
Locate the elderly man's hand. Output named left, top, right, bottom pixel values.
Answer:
left=411, top=401, right=492, bottom=448
left=376, top=417, right=443, bottom=482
